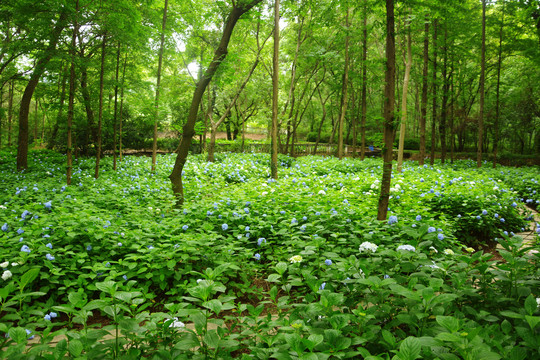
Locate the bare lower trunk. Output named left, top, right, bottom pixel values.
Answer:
left=377, top=0, right=396, bottom=221
left=477, top=0, right=486, bottom=167
left=419, top=17, right=429, bottom=166
left=95, top=35, right=106, bottom=179
left=271, top=0, right=280, bottom=179
left=430, top=19, right=438, bottom=166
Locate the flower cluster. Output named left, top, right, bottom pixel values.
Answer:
left=397, top=244, right=415, bottom=252
left=289, top=255, right=303, bottom=263
left=359, top=241, right=378, bottom=253
left=44, top=312, right=58, bottom=321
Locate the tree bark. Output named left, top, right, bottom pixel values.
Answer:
left=113, top=43, right=121, bottom=171
left=271, top=0, right=280, bottom=179
left=169, top=0, right=264, bottom=206
left=419, top=17, right=429, bottom=166
left=493, top=0, right=505, bottom=168
left=95, top=35, right=106, bottom=179
left=67, top=2, right=78, bottom=185
left=397, top=14, right=412, bottom=172
left=477, top=0, right=486, bottom=167
left=8, top=80, right=13, bottom=147
left=377, top=0, right=396, bottom=221
left=440, top=21, right=449, bottom=164
left=338, top=7, right=351, bottom=159
left=430, top=19, right=438, bottom=166
left=118, top=52, right=127, bottom=162
left=152, top=0, right=168, bottom=172
left=360, top=0, right=368, bottom=160
left=17, top=11, right=68, bottom=170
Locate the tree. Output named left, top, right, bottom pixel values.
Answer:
left=477, top=0, right=486, bottom=167
left=337, top=6, right=351, bottom=160
left=419, top=16, right=429, bottom=166
left=271, top=0, right=279, bottom=179
left=377, top=0, right=395, bottom=221
left=396, top=13, right=412, bottom=173
left=67, top=1, right=79, bottom=185
left=169, top=0, right=264, bottom=206
left=17, top=10, right=68, bottom=171
left=152, top=0, right=168, bottom=172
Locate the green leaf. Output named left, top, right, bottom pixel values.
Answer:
left=174, top=332, right=200, bottom=350
left=204, top=330, right=220, bottom=349
left=524, top=315, right=540, bottom=330
left=96, top=281, right=117, bottom=295
left=8, top=327, right=28, bottom=344
left=203, top=299, right=223, bottom=315
left=54, top=339, right=68, bottom=358
left=68, top=292, right=86, bottom=308
left=267, top=274, right=281, bottom=283
left=499, top=310, right=523, bottom=319
left=20, top=267, right=41, bottom=291
left=436, top=316, right=460, bottom=333
left=275, top=262, right=288, bottom=275
left=68, top=339, right=83, bottom=356
left=397, top=337, right=422, bottom=360
left=382, top=329, right=396, bottom=347
left=524, top=295, right=538, bottom=316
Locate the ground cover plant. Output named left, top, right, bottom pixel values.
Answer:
left=0, top=150, right=539, bottom=359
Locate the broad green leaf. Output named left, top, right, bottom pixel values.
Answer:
left=68, top=339, right=83, bottom=356
left=398, top=337, right=422, bottom=360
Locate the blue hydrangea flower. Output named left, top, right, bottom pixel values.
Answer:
left=482, top=210, right=487, bottom=215
left=511, top=202, right=517, bottom=208
left=1, top=223, right=7, bottom=232
left=500, top=218, right=505, bottom=223
left=25, top=329, right=34, bottom=340
left=254, top=253, right=261, bottom=260
left=291, top=218, right=298, bottom=224
left=437, top=234, right=444, bottom=240
left=427, top=226, right=435, bottom=234
left=44, top=314, right=51, bottom=321
left=17, top=228, right=24, bottom=235
left=46, top=243, right=53, bottom=249
left=384, top=275, right=391, bottom=279
left=222, top=223, right=228, bottom=231
left=21, top=210, right=30, bottom=220
left=123, top=275, right=128, bottom=280
left=388, top=216, right=398, bottom=225
left=325, top=259, right=332, bottom=266
left=44, top=201, right=52, bottom=210
left=494, top=213, right=499, bottom=218
left=21, top=245, right=31, bottom=253
left=416, top=215, right=422, bottom=221
left=244, top=208, right=249, bottom=214
left=257, top=238, right=266, bottom=246
left=86, top=245, right=92, bottom=251
left=49, top=312, right=57, bottom=318
left=182, top=225, right=188, bottom=231
left=46, top=254, right=55, bottom=261
left=319, top=282, right=326, bottom=290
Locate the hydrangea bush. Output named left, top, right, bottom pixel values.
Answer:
left=0, top=150, right=538, bottom=358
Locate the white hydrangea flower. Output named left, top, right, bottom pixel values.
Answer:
left=397, top=245, right=415, bottom=252
left=536, top=298, right=540, bottom=308
left=168, top=317, right=185, bottom=328
left=444, top=249, right=455, bottom=255
left=2, top=270, right=12, bottom=281
left=289, top=255, right=303, bottom=263
left=0, top=262, right=8, bottom=268
left=318, top=190, right=326, bottom=195
left=359, top=241, right=378, bottom=253
left=429, top=246, right=438, bottom=253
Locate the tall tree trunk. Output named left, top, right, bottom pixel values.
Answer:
left=80, top=67, right=97, bottom=153
left=271, top=0, right=280, bottom=179
left=314, top=87, right=331, bottom=154
left=440, top=22, right=449, bottom=164
left=0, top=85, right=3, bottom=148
left=17, top=11, right=67, bottom=171
left=95, top=35, right=106, bottom=179
left=477, top=0, right=486, bottom=167
left=493, top=0, right=505, bottom=168
left=152, top=0, right=168, bottom=172
left=430, top=19, right=438, bottom=166
left=169, top=0, right=264, bottom=205
left=118, top=52, right=127, bottom=162
left=419, top=17, right=429, bottom=166
left=48, top=67, right=67, bottom=149
left=113, top=43, right=121, bottom=171
left=8, top=80, right=13, bottom=147
left=360, top=0, right=368, bottom=160
left=377, top=0, right=396, bottom=221
left=397, top=15, right=412, bottom=172
left=338, top=7, right=351, bottom=160
left=67, top=1, right=78, bottom=185
left=33, top=99, right=38, bottom=142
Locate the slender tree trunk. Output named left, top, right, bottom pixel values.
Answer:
left=338, top=7, right=351, bottom=160
left=118, top=52, right=127, bottom=162
left=271, top=0, right=280, bottom=179
left=493, top=0, right=504, bottom=168
left=48, top=67, right=67, bottom=149
left=419, top=17, right=429, bottom=166
left=440, top=21, right=449, bottom=164
left=80, top=67, right=97, bottom=153
left=377, top=0, right=396, bottom=221
left=478, top=0, right=486, bottom=167
left=112, top=43, right=121, bottom=170
left=314, top=87, right=330, bottom=154
left=8, top=80, right=13, bottom=147
left=17, top=12, right=67, bottom=170
left=397, top=15, right=412, bottom=172
left=169, top=0, right=264, bottom=205
left=67, top=1, right=78, bottom=185
left=33, top=99, right=38, bottom=142
left=430, top=19, right=438, bottom=166
left=361, top=0, right=368, bottom=160
left=95, top=35, right=106, bottom=179
left=152, top=0, right=168, bottom=172
left=0, top=86, right=3, bottom=148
